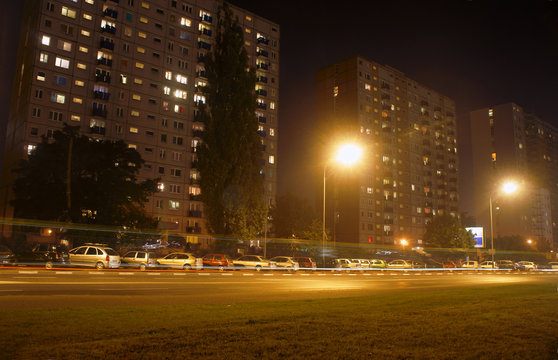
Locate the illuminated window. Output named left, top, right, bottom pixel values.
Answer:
left=141, top=1, right=149, bottom=8
left=78, top=46, right=88, bottom=53
left=55, top=57, right=70, bottom=69
left=81, top=29, right=91, bottom=37
left=174, top=89, right=187, bottom=99
left=51, top=93, right=66, bottom=104
left=130, top=110, right=140, bottom=117
left=74, top=80, right=84, bottom=87
left=333, top=86, right=338, bottom=97
left=61, top=6, right=76, bottom=18
left=139, top=17, right=148, bottom=24
left=365, top=83, right=371, bottom=91
left=120, top=74, right=128, bottom=84
left=135, top=62, right=144, bottom=69
left=129, top=127, right=139, bottom=133
left=72, top=97, right=82, bottom=104
left=134, top=78, right=143, bottom=84
left=169, top=200, right=180, bottom=210
left=76, top=63, right=86, bottom=70
left=175, top=74, right=187, bottom=84
left=132, top=94, right=141, bottom=101
left=268, top=155, right=275, bottom=164
left=269, top=128, right=275, bottom=136
left=165, top=71, right=172, bottom=80
left=491, top=152, right=497, bottom=162
left=137, top=47, right=145, bottom=53
left=39, top=52, right=48, bottom=63
left=138, top=32, right=147, bottom=39
left=84, top=0, right=94, bottom=4
left=83, top=13, right=92, bottom=20
left=180, top=17, right=191, bottom=27
left=58, top=40, right=72, bottom=52
left=41, top=35, right=51, bottom=46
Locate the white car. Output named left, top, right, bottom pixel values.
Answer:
left=352, top=259, right=370, bottom=268
left=232, top=255, right=276, bottom=271
left=334, top=258, right=358, bottom=269
left=479, top=261, right=498, bottom=269
left=516, top=261, right=536, bottom=271
left=548, top=262, right=558, bottom=269
left=461, top=261, right=479, bottom=268
left=387, top=259, right=412, bottom=269
left=269, top=256, right=299, bottom=270
left=156, top=252, right=196, bottom=270
left=69, top=245, right=121, bottom=269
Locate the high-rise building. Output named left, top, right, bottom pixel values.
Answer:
left=1, top=0, right=279, bottom=235
left=469, top=103, right=556, bottom=250
left=316, top=56, right=459, bottom=246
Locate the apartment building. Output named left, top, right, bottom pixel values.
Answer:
left=469, top=103, right=556, bottom=250
left=1, top=0, right=279, bottom=235
left=316, top=56, right=459, bottom=246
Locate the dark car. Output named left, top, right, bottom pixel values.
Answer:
left=16, top=243, right=69, bottom=269
left=0, top=245, right=16, bottom=266
left=497, top=260, right=518, bottom=270
left=294, top=256, right=317, bottom=269
left=202, top=253, right=231, bottom=270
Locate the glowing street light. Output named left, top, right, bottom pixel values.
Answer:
left=489, top=180, right=519, bottom=269
left=322, top=142, right=363, bottom=267
left=400, top=239, right=408, bottom=247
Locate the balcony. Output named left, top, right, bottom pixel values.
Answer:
left=200, top=28, right=212, bottom=36
left=186, top=226, right=202, bottom=234
left=257, top=76, right=268, bottom=83
left=189, top=178, right=200, bottom=185
left=257, top=130, right=266, bottom=137
left=96, top=58, right=113, bottom=67
left=421, top=100, right=429, bottom=106
left=192, top=129, right=203, bottom=138
left=103, top=8, right=118, bottom=19
left=93, top=91, right=110, bottom=100
left=383, top=219, right=393, bottom=225
left=384, top=206, right=394, bottom=212
left=257, top=50, right=269, bottom=57
left=95, top=74, right=111, bottom=83
left=196, top=70, right=207, bottom=78
left=198, top=41, right=211, bottom=50
left=191, top=160, right=199, bottom=168
left=188, top=210, right=203, bottom=218
left=256, top=89, right=267, bottom=96
left=189, top=194, right=201, bottom=201
left=101, top=24, right=116, bottom=34
left=258, top=102, right=267, bottom=110
left=99, top=39, right=114, bottom=51
left=197, top=54, right=206, bottom=63
left=91, top=108, right=107, bottom=118
left=257, top=63, right=269, bottom=70
left=257, top=37, right=269, bottom=45
left=258, top=116, right=266, bottom=123
left=201, top=14, right=212, bottom=23
left=90, top=126, right=106, bottom=135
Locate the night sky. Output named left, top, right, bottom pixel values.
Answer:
left=2, top=1, right=558, bottom=209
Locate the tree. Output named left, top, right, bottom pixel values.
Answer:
left=198, top=2, right=266, bottom=239
left=11, top=125, right=158, bottom=229
left=270, top=193, right=316, bottom=238
left=423, top=214, right=475, bottom=248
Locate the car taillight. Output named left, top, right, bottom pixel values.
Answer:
left=106, top=255, right=110, bottom=262
left=56, top=253, right=59, bottom=259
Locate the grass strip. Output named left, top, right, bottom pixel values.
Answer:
left=1, top=283, right=558, bottom=359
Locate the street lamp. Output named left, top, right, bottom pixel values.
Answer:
left=489, top=180, right=519, bottom=269
left=322, top=143, right=363, bottom=267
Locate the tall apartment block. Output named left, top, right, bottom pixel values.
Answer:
left=316, top=56, right=459, bottom=246
left=1, top=0, right=279, bottom=236
left=470, top=103, right=557, bottom=250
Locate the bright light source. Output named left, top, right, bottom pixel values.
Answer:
left=334, top=143, right=362, bottom=166
left=502, top=181, right=518, bottom=194
left=400, top=239, right=408, bottom=246
left=527, top=239, right=532, bottom=244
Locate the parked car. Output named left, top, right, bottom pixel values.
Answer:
left=294, top=256, right=317, bottom=269
left=368, top=259, right=387, bottom=268
left=333, top=258, right=358, bottom=269
left=69, top=244, right=121, bottom=269
left=156, top=252, right=196, bottom=270
left=232, top=255, right=275, bottom=271
left=15, top=243, right=69, bottom=269
left=352, top=259, right=370, bottom=268
left=411, top=260, right=427, bottom=269
left=202, top=253, right=231, bottom=271
left=0, top=245, right=16, bottom=267
left=548, top=262, right=558, bottom=269
left=142, top=239, right=164, bottom=250
left=387, top=259, right=412, bottom=269
left=479, top=261, right=498, bottom=269
left=461, top=261, right=479, bottom=268
left=121, top=251, right=157, bottom=270
left=441, top=260, right=457, bottom=268
left=497, top=260, right=518, bottom=270
left=516, top=261, right=537, bottom=271
left=270, top=256, right=299, bottom=270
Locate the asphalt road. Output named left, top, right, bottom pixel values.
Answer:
left=1, top=268, right=557, bottom=308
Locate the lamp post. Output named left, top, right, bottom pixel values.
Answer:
left=489, top=180, right=519, bottom=269
left=322, top=143, right=363, bottom=268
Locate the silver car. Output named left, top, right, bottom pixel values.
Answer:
left=69, top=245, right=121, bottom=269
left=232, top=255, right=276, bottom=271
left=269, top=256, right=299, bottom=271
left=121, top=251, right=157, bottom=270
left=156, top=252, right=196, bottom=270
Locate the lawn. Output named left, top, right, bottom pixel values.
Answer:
left=1, top=283, right=557, bottom=359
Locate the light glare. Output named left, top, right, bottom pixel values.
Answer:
left=334, top=143, right=362, bottom=166
left=502, top=181, right=518, bottom=194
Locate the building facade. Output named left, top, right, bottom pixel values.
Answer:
left=1, top=0, right=279, bottom=236
left=469, top=103, right=556, bottom=250
left=316, top=56, right=459, bottom=246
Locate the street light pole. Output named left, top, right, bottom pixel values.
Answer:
left=322, top=165, right=327, bottom=268
left=489, top=194, right=495, bottom=269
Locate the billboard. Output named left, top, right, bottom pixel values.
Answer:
left=466, top=227, right=484, bottom=248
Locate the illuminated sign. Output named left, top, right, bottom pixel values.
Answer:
left=466, top=227, right=484, bottom=248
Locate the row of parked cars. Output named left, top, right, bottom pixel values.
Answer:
left=333, top=258, right=558, bottom=270
left=0, top=243, right=317, bottom=271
